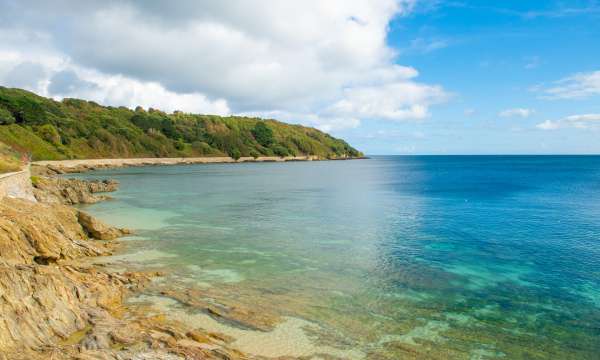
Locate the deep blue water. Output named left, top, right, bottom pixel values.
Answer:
left=76, top=156, right=600, bottom=359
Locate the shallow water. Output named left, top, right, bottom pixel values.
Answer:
left=75, top=156, right=600, bottom=359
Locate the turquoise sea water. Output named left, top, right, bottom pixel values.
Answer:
left=75, top=156, right=600, bottom=359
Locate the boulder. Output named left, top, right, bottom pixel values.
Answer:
left=33, top=177, right=119, bottom=205
left=77, top=211, right=131, bottom=240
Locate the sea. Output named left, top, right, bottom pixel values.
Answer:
left=73, top=156, right=600, bottom=359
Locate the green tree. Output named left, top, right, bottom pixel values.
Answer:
left=229, top=148, right=241, bottom=160
left=36, top=124, right=61, bottom=145
left=251, top=122, right=273, bottom=147
left=0, top=108, right=15, bottom=125
left=174, top=138, right=185, bottom=150
left=272, top=144, right=289, bottom=158
left=0, top=87, right=361, bottom=160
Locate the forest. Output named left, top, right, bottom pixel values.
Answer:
left=0, top=87, right=362, bottom=161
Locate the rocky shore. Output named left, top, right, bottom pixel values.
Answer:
left=32, top=154, right=366, bottom=174
left=0, top=170, right=250, bottom=359
left=33, top=156, right=320, bottom=174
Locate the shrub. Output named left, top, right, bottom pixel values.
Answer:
left=229, top=148, right=241, bottom=160
left=36, top=124, right=61, bottom=145
left=272, top=144, right=289, bottom=158
left=251, top=122, right=274, bottom=147
left=174, top=138, right=185, bottom=150
left=0, top=107, right=15, bottom=125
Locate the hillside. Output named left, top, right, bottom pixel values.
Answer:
left=0, top=87, right=362, bottom=161
left=0, top=140, right=23, bottom=173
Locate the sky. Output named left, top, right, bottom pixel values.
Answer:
left=0, top=0, right=599, bottom=154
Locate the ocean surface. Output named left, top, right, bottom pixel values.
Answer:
left=74, top=156, right=600, bottom=359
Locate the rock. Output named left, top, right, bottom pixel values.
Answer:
left=0, top=186, right=248, bottom=360
left=0, top=264, right=88, bottom=351
left=186, top=330, right=212, bottom=344
left=0, top=198, right=106, bottom=265
left=77, top=211, right=130, bottom=240
left=33, top=177, right=119, bottom=205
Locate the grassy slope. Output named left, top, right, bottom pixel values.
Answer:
left=0, top=141, right=23, bottom=173
left=0, top=87, right=362, bottom=161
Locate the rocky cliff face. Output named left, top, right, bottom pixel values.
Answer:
left=0, top=179, right=248, bottom=359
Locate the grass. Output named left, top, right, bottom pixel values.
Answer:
left=0, top=141, right=23, bottom=174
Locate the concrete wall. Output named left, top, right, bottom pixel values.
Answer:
left=0, top=166, right=36, bottom=202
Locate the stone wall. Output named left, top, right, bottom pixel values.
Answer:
left=0, top=166, right=36, bottom=202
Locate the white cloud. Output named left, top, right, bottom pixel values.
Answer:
left=536, top=120, right=561, bottom=130
left=539, top=70, right=600, bottom=99
left=240, top=110, right=360, bottom=133
left=564, top=114, right=600, bottom=122
left=499, top=108, right=535, bottom=118
left=0, top=50, right=230, bottom=115
left=325, top=80, right=449, bottom=121
left=407, top=37, right=449, bottom=54
left=0, top=0, right=449, bottom=132
left=536, top=113, right=600, bottom=131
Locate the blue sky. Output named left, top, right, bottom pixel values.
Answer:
left=338, top=0, right=600, bottom=154
left=0, top=0, right=599, bottom=154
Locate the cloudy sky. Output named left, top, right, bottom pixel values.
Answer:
left=1, top=0, right=599, bottom=154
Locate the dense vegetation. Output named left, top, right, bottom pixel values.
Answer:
left=0, top=87, right=362, bottom=161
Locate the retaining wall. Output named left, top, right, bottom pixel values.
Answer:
left=0, top=166, right=36, bottom=202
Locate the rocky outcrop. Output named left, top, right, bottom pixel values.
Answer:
left=77, top=211, right=131, bottom=240
left=0, top=198, right=108, bottom=265
left=0, top=198, right=117, bottom=357
left=32, top=176, right=119, bottom=205
left=33, top=155, right=324, bottom=174
left=0, top=192, right=248, bottom=360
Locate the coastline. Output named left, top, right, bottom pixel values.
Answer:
left=0, top=166, right=253, bottom=359
left=33, top=155, right=366, bottom=173
left=1, top=159, right=368, bottom=359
